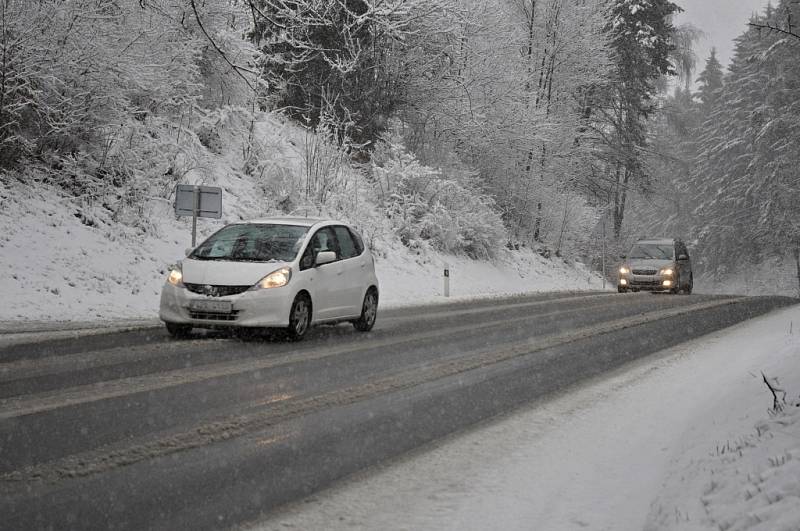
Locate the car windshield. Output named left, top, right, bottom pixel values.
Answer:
left=189, top=224, right=308, bottom=262
left=628, top=243, right=673, bottom=260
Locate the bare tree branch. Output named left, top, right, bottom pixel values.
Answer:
left=748, top=22, right=800, bottom=41
left=189, top=0, right=257, bottom=90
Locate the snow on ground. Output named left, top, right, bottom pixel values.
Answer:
left=249, top=305, right=800, bottom=531
left=698, top=256, right=799, bottom=299
left=0, top=176, right=603, bottom=322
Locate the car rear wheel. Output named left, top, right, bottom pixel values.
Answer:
left=165, top=322, right=192, bottom=339
left=352, top=289, right=378, bottom=332
left=287, top=294, right=312, bottom=341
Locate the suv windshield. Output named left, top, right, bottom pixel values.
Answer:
left=628, top=243, right=673, bottom=260
left=190, top=224, right=308, bottom=262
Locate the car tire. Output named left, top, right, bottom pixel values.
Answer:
left=352, top=289, right=378, bottom=332
left=685, top=275, right=693, bottom=295
left=617, top=287, right=627, bottom=293
left=286, top=293, right=312, bottom=341
left=671, top=274, right=681, bottom=294
left=165, top=322, right=192, bottom=339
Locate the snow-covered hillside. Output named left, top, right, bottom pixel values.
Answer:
left=0, top=110, right=604, bottom=322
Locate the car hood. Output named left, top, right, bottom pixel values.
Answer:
left=627, top=258, right=673, bottom=270
left=182, top=258, right=291, bottom=286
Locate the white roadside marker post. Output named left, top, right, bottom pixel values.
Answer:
left=444, top=262, right=450, bottom=297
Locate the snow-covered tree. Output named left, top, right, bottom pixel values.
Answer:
left=249, top=0, right=447, bottom=145
left=689, top=0, right=800, bottom=289
left=589, top=0, right=681, bottom=238
left=695, top=48, right=723, bottom=108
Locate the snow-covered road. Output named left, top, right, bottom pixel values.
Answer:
left=252, top=304, right=800, bottom=531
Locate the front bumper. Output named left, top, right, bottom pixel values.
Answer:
left=618, top=275, right=675, bottom=291
left=159, top=282, right=294, bottom=328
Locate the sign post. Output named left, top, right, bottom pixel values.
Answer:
left=602, top=215, right=606, bottom=290
left=174, top=184, right=223, bottom=248
left=191, top=185, right=199, bottom=246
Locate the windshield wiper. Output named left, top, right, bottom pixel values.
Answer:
left=230, top=257, right=283, bottom=263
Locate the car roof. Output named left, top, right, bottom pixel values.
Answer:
left=238, top=216, right=337, bottom=228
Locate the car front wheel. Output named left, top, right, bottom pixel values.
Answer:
left=287, top=294, right=312, bottom=341
left=352, top=289, right=378, bottom=332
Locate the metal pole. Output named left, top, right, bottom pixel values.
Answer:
left=191, top=185, right=199, bottom=247
left=444, top=262, right=450, bottom=297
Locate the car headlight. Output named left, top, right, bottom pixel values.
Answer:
left=253, top=267, right=292, bottom=289
left=167, top=264, right=184, bottom=287
left=619, top=267, right=630, bottom=274
left=660, top=268, right=673, bottom=276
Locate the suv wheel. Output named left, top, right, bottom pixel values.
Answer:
left=287, top=294, right=312, bottom=341
left=352, top=289, right=378, bottom=332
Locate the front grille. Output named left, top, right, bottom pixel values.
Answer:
left=631, top=279, right=661, bottom=286
left=189, top=310, right=241, bottom=321
left=632, top=268, right=657, bottom=275
left=185, top=283, right=250, bottom=297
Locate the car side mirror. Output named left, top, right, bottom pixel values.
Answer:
left=315, top=251, right=336, bottom=266
left=677, top=254, right=688, bottom=261
left=620, top=254, right=626, bottom=259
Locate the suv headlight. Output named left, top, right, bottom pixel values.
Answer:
left=660, top=268, right=673, bottom=276
left=167, top=264, right=184, bottom=287
left=252, top=267, right=292, bottom=290
left=619, top=266, right=630, bottom=274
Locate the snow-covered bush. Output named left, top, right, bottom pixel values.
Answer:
left=0, top=0, right=255, bottom=228
left=372, top=138, right=506, bottom=259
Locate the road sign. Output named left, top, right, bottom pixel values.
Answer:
left=174, top=185, right=222, bottom=219
left=174, top=185, right=223, bottom=247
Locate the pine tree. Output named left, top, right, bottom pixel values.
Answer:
left=596, top=0, right=682, bottom=237
left=690, top=0, right=800, bottom=289
left=695, top=48, right=723, bottom=108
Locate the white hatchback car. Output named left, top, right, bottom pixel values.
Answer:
left=159, top=217, right=379, bottom=340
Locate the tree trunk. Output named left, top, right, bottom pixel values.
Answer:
left=613, top=166, right=631, bottom=238
left=533, top=202, right=542, bottom=242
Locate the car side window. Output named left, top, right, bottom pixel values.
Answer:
left=299, top=244, right=315, bottom=271
left=300, top=227, right=339, bottom=270
left=676, top=242, right=689, bottom=259
left=333, top=226, right=357, bottom=260
left=350, top=228, right=365, bottom=255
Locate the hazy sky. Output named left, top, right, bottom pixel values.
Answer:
left=674, top=0, right=770, bottom=74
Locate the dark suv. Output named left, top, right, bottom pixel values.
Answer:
left=617, top=238, right=693, bottom=294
